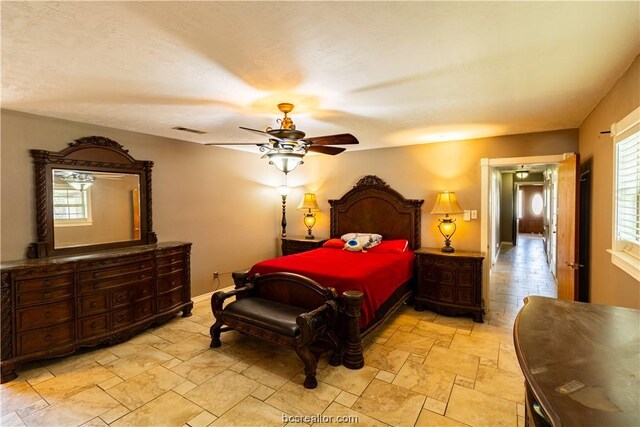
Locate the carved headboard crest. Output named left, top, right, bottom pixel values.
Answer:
left=329, top=175, right=424, bottom=249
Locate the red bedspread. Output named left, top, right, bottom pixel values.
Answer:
left=249, top=247, right=415, bottom=329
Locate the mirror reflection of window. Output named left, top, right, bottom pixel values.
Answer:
left=53, top=187, right=92, bottom=225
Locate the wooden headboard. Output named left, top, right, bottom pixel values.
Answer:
left=329, top=175, right=424, bottom=250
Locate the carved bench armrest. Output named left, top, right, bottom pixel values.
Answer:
left=296, top=300, right=338, bottom=340
left=232, top=270, right=250, bottom=288
left=211, top=283, right=255, bottom=316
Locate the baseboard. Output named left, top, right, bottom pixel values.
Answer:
left=191, top=285, right=234, bottom=304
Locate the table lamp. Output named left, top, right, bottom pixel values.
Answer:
left=430, top=191, right=464, bottom=253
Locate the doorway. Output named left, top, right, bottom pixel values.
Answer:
left=480, top=154, right=567, bottom=314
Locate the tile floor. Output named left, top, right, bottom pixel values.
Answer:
left=1, top=235, right=557, bottom=426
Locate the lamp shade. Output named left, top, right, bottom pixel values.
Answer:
left=514, top=165, right=529, bottom=180
left=430, top=191, right=464, bottom=215
left=297, top=193, right=320, bottom=211
left=276, top=185, right=291, bottom=196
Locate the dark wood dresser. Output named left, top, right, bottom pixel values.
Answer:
left=281, top=236, right=327, bottom=256
left=414, top=248, right=485, bottom=322
left=514, top=296, right=639, bottom=427
left=0, top=241, right=192, bottom=383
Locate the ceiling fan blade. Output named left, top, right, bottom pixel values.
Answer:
left=205, top=142, right=266, bottom=146
left=307, top=145, right=346, bottom=155
left=239, top=126, right=285, bottom=142
left=302, top=133, right=359, bottom=146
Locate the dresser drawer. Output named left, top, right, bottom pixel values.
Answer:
left=110, top=287, right=132, bottom=308
left=79, top=314, right=109, bottom=338
left=79, top=293, right=109, bottom=317
left=111, top=308, right=133, bottom=328
left=157, top=263, right=183, bottom=276
left=78, top=261, right=153, bottom=283
left=158, top=272, right=183, bottom=293
left=14, top=265, right=74, bottom=281
left=76, top=253, right=154, bottom=271
left=436, top=285, right=456, bottom=303
left=79, top=272, right=153, bottom=294
left=156, top=247, right=185, bottom=259
left=420, top=256, right=475, bottom=269
left=17, top=322, right=74, bottom=355
left=158, top=288, right=184, bottom=311
left=456, top=287, right=473, bottom=306
left=133, top=299, right=154, bottom=322
left=16, top=300, right=74, bottom=332
left=134, top=281, right=154, bottom=300
left=16, top=285, right=73, bottom=307
left=157, top=254, right=184, bottom=267
left=16, top=274, right=73, bottom=294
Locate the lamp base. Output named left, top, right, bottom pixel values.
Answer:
left=305, top=234, right=315, bottom=240
left=441, top=246, right=455, bottom=253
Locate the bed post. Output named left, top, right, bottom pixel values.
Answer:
left=340, top=290, right=364, bottom=369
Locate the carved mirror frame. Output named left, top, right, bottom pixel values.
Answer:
left=28, top=136, right=157, bottom=259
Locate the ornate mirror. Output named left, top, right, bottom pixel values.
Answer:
left=28, top=136, right=157, bottom=258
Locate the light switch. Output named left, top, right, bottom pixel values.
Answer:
left=463, top=210, right=471, bottom=221
left=471, top=210, right=478, bottom=220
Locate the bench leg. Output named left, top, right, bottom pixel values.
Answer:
left=295, top=345, right=319, bottom=389
left=210, top=318, right=224, bottom=348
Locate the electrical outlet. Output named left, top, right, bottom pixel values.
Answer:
left=213, top=272, right=219, bottom=280
left=471, top=210, right=478, bottom=220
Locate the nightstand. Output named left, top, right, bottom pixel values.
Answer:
left=414, top=248, right=485, bottom=323
left=281, top=236, right=328, bottom=256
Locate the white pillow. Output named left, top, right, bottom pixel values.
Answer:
left=340, top=233, right=382, bottom=249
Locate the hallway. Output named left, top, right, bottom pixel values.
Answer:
left=489, top=234, right=558, bottom=317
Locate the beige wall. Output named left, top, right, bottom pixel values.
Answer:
left=578, top=55, right=640, bottom=308
left=0, top=112, right=582, bottom=301
left=291, top=129, right=578, bottom=253
left=1, top=110, right=288, bottom=297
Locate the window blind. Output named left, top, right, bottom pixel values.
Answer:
left=615, top=131, right=639, bottom=248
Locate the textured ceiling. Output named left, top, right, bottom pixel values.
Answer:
left=2, top=1, right=638, bottom=152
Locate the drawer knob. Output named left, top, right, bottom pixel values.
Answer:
left=140, top=264, right=146, bottom=269
left=45, top=334, right=53, bottom=341
left=43, top=280, right=51, bottom=287
left=90, top=301, right=97, bottom=308
left=171, top=281, right=176, bottom=286
left=93, top=283, right=99, bottom=289
left=114, top=294, right=126, bottom=302
left=116, top=314, right=128, bottom=322
left=44, top=311, right=52, bottom=319
left=140, top=274, right=146, bottom=279
left=93, top=272, right=101, bottom=278
left=43, top=292, right=52, bottom=299
left=91, top=322, right=98, bottom=329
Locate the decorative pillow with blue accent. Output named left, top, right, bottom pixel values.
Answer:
left=344, top=239, right=364, bottom=252
left=340, top=233, right=382, bottom=249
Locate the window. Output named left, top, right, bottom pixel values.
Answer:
left=531, top=193, right=543, bottom=216
left=609, top=106, right=640, bottom=281
left=53, top=187, right=92, bottom=226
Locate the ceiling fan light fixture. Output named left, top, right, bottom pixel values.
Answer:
left=268, top=151, right=305, bottom=175
left=61, top=172, right=95, bottom=191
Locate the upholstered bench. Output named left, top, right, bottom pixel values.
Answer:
left=209, top=272, right=341, bottom=388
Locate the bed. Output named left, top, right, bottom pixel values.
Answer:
left=236, top=175, right=424, bottom=367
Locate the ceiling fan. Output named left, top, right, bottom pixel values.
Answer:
left=206, top=103, right=358, bottom=174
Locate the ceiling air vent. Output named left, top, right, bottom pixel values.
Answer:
left=172, top=126, right=207, bottom=135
